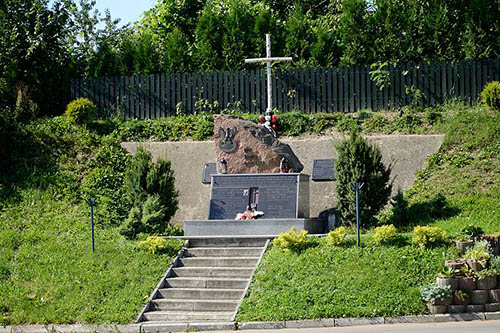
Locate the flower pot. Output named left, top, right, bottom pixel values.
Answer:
left=471, top=290, right=489, bottom=305
left=448, top=305, right=466, bottom=313
left=458, top=277, right=476, bottom=290
left=427, top=303, right=448, bottom=314
left=489, top=289, right=500, bottom=303
left=436, top=277, right=459, bottom=290
left=453, top=291, right=471, bottom=305
left=465, top=304, right=484, bottom=313
left=454, top=240, right=474, bottom=254
left=445, top=259, right=466, bottom=274
left=484, top=303, right=500, bottom=312
left=477, top=276, right=497, bottom=290
left=466, top=260, right=486, bottom=272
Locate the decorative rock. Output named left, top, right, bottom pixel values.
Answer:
left=485, top=303, right=500, bottom=312
left=459, top=277, right=476, bottom=290
left=471, top=290, right=489, bottom=304
left=477, top=276, right=497, bottom=290
left=214, top=115, right=303, bottom=174
left=436, top=277, right=459, bottom=290
left=448, top=305, right=466, bottom=313
left=489, top=289, right=500, bottom=303
left=466, top=304, right=485, bottom=312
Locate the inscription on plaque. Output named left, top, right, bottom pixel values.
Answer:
left=312, top=159, right=335, bottom=181
left=202, top=163, right=217, bottom=184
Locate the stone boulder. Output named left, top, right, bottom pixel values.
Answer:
left=214, top=114, right=303, bottom=174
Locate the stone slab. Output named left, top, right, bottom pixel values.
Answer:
left=384, top=315, right=434, bottom=324
left=284, top=319, right=334, bottom=328
left=238, top=321, right=285, bottom=330
left=202, top=163, right=217, bottom=184
left=335, top=317, right=384, bottom=327
left=485, top=311, right=500, bottom=320
left=183, top=218, right=325, bottom=236
left=446, top=312, right=485, bottom=321
left=10, top=326, right=47, bottom=333
left=312, top=159, right=335, bottom=181
left=141, top=322, right=188, bottom=333
left=188, top=322, right=236, bottom=331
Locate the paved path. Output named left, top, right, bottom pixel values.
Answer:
left=207, top=320, right=500, bottom=333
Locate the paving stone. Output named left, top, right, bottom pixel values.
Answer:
left=448, top=312, right=485, bottom=321
left=11, top=326, right=48, bottom=333
left=485, top=311, right=500, bottom=320
left=285, top=319, right=334, bottom=328
left=238, top=321, right=285, bottom=330
left=385, top=315, right=434, bottom=324
left=335, top=317, right=384, bottom=327
left=434, top=314, right=453, bottom=323
left=141, top=322, right=188, bottom=333
left=188, top=322, right=236, bottom=331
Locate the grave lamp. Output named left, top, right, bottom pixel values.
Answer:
left=219, top=158, right=228, bottom=174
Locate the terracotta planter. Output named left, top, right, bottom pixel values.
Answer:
left=427, top=303, right=448, bottom=314
left=466, top=304, right=484, bottom=313
left=471, top=290, right=489, bottom=305
left=477, top=276, right=497, bottom=290
left=436, top=277, right=459, bottom=290
left=454, top=240, right=474, bottom=254
left=484, top=303, right=500, bottom=312
left=448, top=305, right=466, bottom=313
left=458, top=277, right=476, bottom=290
left=453, top=291, right=471, bottom=305
left=489, top=289, right=500, bottom=303
left=445, top=259, right=466, bottom=274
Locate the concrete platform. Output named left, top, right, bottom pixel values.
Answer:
left=183, top=218, right=325, bottom=236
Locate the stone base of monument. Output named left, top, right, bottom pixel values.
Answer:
left=183, top=218, right=325, bottom=236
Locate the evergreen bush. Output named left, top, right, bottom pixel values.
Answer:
left=121, top=147, right=178, bottom=239
left=326, top=226, right=348, bottom=246
left=481, top=81, right=500, bottom=111
left=273, top=227, right=315, bottom=253
left=373, top=224, right=398, bottom=245
left=335, top=132, right=392, bottom=227
left=65, top=98, right=96, bottom=123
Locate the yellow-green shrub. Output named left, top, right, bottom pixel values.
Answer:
left=273, top=227, right=313, bottom=253
left=138, top=236, right=168, bottom=254
left=65, top=97, right=96, bottom=123
left=412, top=226, right=446, bottom=248
left=481, top=81, right=500, bottom=111
left=326, top=226, right=347, bottom=246
left=373, top=224, right=398, bottom=245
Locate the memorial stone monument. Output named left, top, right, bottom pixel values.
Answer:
left=183, top=34, right=325, bottom=236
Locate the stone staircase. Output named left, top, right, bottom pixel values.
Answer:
left=138, top=237, right=269, bottom=330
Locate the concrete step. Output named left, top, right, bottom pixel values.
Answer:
left=142, top=311, right=233, bottom=322
left=150, top=298, right=238, bottom=312
left=178, top=257, right=259, bottom=267
left=157, top=288, right=244, bottom=300
left=141, top=321, right=236, bottom=333
left=188, top=237, right=267, bottom=248
left=171, top=266, right=253, bottom=278
left=185, top=247, right=262, bottom=257
left=164, top=277, right=248, bottom=289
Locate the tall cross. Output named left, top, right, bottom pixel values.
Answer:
left=245, top=34, right=292, bottom=132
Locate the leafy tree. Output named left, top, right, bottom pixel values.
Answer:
left=335, top=131, right=392, bottom=227
left=194, top=3, right=224, bottom=71
left=162, top=28, right=192, bottom=73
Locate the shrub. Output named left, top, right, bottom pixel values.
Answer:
left=335, top=132, right=392, bottom=227
left=490, top=256, right=500, bottom=271
left=373, top=224, right=398, bottom=245
left=138, top=236, right=180, bottom=255
left=412, top=226, right=446, bottom=248
left=65, top=98, right=96, bottom=123
left=464, top=240, right=492, bottom=264
left=122, top=147, right=178, bottom=239
left=273, top=227, right=314, bottom=253
left=481, top=81, right=500, bottom=111
left=326, top=226, right=348, bottom=246
left=420, top=283, right=452, bottom=303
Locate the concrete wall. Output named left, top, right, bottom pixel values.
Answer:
left=121, top=134, right=443, bottom=224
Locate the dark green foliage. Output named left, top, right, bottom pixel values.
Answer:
left=335, top=132, right=392, bottom=227
left=481, top=81, right=500, bottom=111
left=65, top=98, right=97, bottom=123
left=122, top=147, right=178, bottom=238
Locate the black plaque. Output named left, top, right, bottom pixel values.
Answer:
left=202, top=163, right=217, bottom=184
left=312, top=159, right=335, bottom=181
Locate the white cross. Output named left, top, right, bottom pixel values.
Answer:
left=245, top=34, right=292, bottom=131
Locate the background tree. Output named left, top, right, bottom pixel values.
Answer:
left=335, top=132, right=392, bottom=227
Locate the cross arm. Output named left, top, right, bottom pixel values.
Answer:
left=245, top=57, right=293, bottom=64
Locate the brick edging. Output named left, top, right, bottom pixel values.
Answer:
left=2, top=311, right=499, bottom=332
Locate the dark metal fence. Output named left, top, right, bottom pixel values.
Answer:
left=70, top=59, right=500, bottom=118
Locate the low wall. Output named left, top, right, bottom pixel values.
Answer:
left=121, top=134, right=444, bottom=224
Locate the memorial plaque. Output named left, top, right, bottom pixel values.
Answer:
left=312, top=159, right=335, bottom=181
left=208, top=174, right=309, bottom=220
left=202, top=163, right=217, bottom=184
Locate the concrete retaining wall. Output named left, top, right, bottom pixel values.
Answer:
left=121, top=134, right=444, bottom=224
